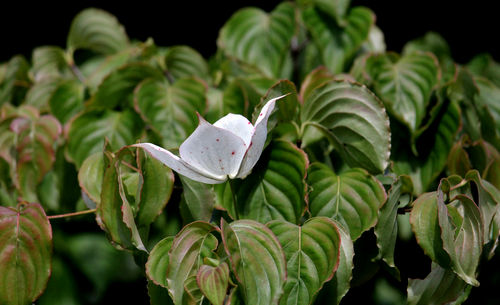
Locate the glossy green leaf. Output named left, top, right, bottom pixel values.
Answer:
left=364, top=52, right=440, bottom=134
left=218, top=2, right=295, bottom=78
left=302, top=6, right=374, bottom=73
left=314, top=221, right=354, bottom=305
left=235, top=140, right=308, bottom=224
left=393, top=101, right=461, bottom=194
left=258, top=79, right=299, bottom=123
left=24, top=78, right=60, bottom=110
left=166, top=221, right=218, bottom=305
left=298, top=0, right=351, bottom=24
left=410, top=192, right=451, bottom=266
left=84, top=49, right=137, bottom=90
left=165, top=46, right=210, bottom=81
left=78, top=152, right=105, bottom=205
left=307, top=163, right=386, bottom=240
left=298, top=66, right=335, bottom=103
left=407, top=263, right=468, bottom=305
left=374, top=176, right=412, bottom=274
left=0, top=202, right=52, bottom=305
left=67, top=8, right=129, bottom=55
left=97, top=152, right=135, bottom=250
left=31, top=46, right=70, bottom=81
left=403, top=32, right=451, bottom=61
left=267, top=217, right=341, bottom=305
left=179, top=176, right=216, bottom=222
left=475, top=77, right=500, bottom=132
left=48, top=79, right=85, bottom=124
left=301, top=80, right=391, bottom=174
left=90, top=63, right=164, bottom=110
left=223, top=76, right=274, bottom=119
left=146, top=236, right=174, bottom=288
left=221, top=219, right=286, bottom=305
left=66, top=109, right=143, bottom=168
left=197, top=262, right=230, bottom=305
left=135, top=149, right=175, bottom=227
left=437, top=191, right=483, bottom=286
left=134, top=77, right=206, bottom=149
left=0, top=55, right=30, bottom=106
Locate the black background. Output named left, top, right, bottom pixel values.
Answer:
left=0, top=0, right=498, bottom=63
left=1, top=1, right=499, bottom=304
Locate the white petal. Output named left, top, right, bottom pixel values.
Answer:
left=179, top=114, right=247, bottom=179
left=132, top=143, right=225, bottom=184
left=213, top=113, right=254, bottom=147
left=237, top=95, right=286, bottom=178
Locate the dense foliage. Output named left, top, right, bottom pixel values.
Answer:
left=0, top=1, right=499, bottom=304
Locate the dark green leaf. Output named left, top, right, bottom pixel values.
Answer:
left=363, top=52, right=440, bottom=134
left=0, top=202, right=52, bottom=305
left=166, top=221, right=218, bottom=305
left=90, top=63, right=164, bottom=110
left=267, top=217, right=341, bottom=305
left=31, top=46, right=71, bottom=81
left=235, top=140, right=308, bottom=224
left=301, top=80, right=391, bottom=174
left=0, top=55, right=30, bottom=106
left=134, top=77, right=206, bottom=149
left=407, top=263, right=468, bottom=305
left=179, top=176, right=216, bottom=222
left=165, top=46, right=210, bottom=82
left=78, top=152, right=105, bottom=205
left=48, top=79, right=85, bottom=124
left=302, top=6, right=374, bottom=73
left=67, top=8, right=129, bottom=55
left=66, top=109, right=143, bottom=168
left=218, top=2, right=296, bottom=78
left=222, top=219, right=286, bottom=305
left=197, top=262, right=230, bottom=305
left=146, top=236, right=174, bottom=288
left=307, top=163, right=386, bottom=240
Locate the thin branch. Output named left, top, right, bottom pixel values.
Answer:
left=47, top=208, right=97, bottom=220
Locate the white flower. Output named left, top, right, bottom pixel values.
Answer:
left=133, top=95, right=286, bottom=184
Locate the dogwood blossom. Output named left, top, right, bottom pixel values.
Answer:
left=133, top=95, right=286, bottom=184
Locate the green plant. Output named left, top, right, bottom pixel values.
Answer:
left=0, top=1, right=499, bottom=305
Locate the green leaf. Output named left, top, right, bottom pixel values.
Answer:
left=393, top=101, right=461, bottom=194
left=90, top=63, right=164, bottom=110
left=363, top=52, right=440, bottom=134
left=407, top=263, right=468, bottom=305
left=31, top=46, right=71, bottom=81
left=218, top=2, right=296, bottom=78
left=24, top=78, right=60, bottom=110
left=403, top=32, right=451, bottom=61
left=12, top=110, right=61, bottom=202
left=0, top=202, right=52, bottom=305
left=135, top=149, right=174, bottom=228
left=315, top=221, right=354, bottom=305
left=468, top=53, right=500, bottom=88
left=298, top=66, right=335, bottom=103
left=197, top=262, right=230, bottom=305
left=48, top=79, right=85, bottom=124
left=146, top=236, right=174, bottom=288
left=374, top=176, right=412, bottom=275
left=83, top=49, right=137, bottom=90
left=235, top=140, right=308, bottom=224
left=67, top=8, right=129, bottom=55
left=474, top=77, right=500, bottom=132
left=78, top=152, right=105, bottom=205
left=267, top=217, right=341, bottom=305
left=307, top=163, right=386, bottom=240
left=299, top=0, right=351, bottom=24
left=259, top=79, right=299, bottom=123
left=97, top=151, right=135, bottom=250
left=166, top=221, right=218, bottom=305
left=179, top=176, right=216, bottom=222
left=134, top=77, right=206, bottom=149
left=221, top=219, right=286, bottom=305
left=437, top=190, right=483, bottom=286
left=410, top=192, right=451, bottom=266
left=223, top=76, right=275, bottom=119
left=0, top=55, right=30, bottom=106
left=66, top=109, right=143, bottom=168
left=302, top=6, right=374, bottom=73
left=165, top=46, right=210, bottom=82
left=301, top=80, right=391, bottom=174
left=148, top=280, right=174, bottom=305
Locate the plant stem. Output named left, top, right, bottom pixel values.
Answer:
left=229, top=180, right=240, bottom=220
left=47, top=208, right=97, bottom=220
